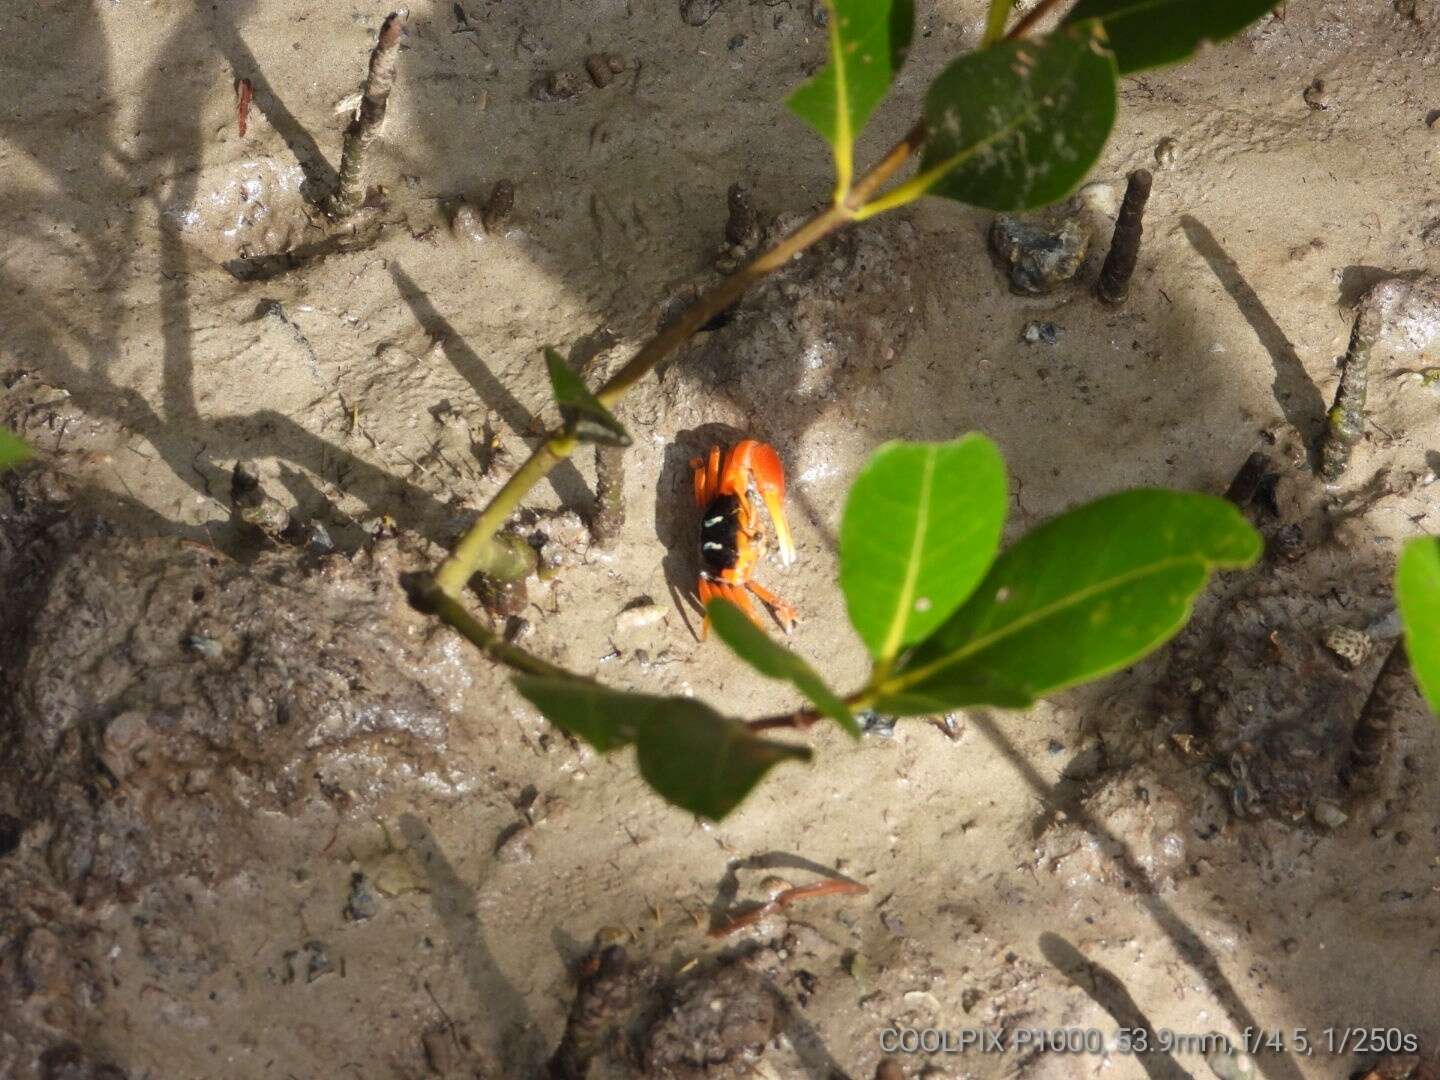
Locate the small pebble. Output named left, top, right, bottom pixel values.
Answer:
left=594, top=926, right=629, bottom=948
left=585, top=53, right=615, bottom=88
left=450, top=203, right=485, bottom=242
left=531, top=70, right=581, bottom=102
left=105, top=711, right=150, bottom=755
left=1075, top=180, right=1118, bottom=216
left=860, top=711, right=896, bottom=738
left=185, top=634, right=223, bottom=659
left=1022, top=321, right=1058, bottom=345
left=304, top=941, right=333, bottom=983
left=680, top=0, right=721, bottom=26
left=615, top=602, right=668, bottom=634
left=422, top=1028, right=455, bottom=1075
left=990, top=214, right=1091, bottom=295
left=759, top=876, right=792, bottom=899
left=344, top=871, right=379, bottom=921
left=495, top=825, right=534, bottom=864
left=1153, top=136, right=1179, bottom=169
left=1312, top=801, right=1348, bottom=829
left=482, top=180, right=515, bottom=233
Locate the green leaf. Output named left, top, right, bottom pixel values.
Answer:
left=633, top=709, right=810, bottom=822
left=513, top=675, right=810, bottom=820
left=874, top=490, right=1261, bottom=714
left=1064, top=0, right=1280, bottom=75
left=544, top=347, right=630, bottom=447
left=982, top=0, right=1012, bottom=46
left=707, top=598, right=860, bottom=738
left=909, top=23, right=1117, bottom=212
left=0, top=428, right=29, bottom=470
left=839, top=436, right=1007, bottom=662
left=787, top=0, right=915, bottom=193
left=1396, top=537, right=1440, bottom=714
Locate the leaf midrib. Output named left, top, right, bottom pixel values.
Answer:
left=881, top=553, right=1212, bottom=693
left=918, top=37, right=1084, bottom=191
left=878, top=448, right=936, bottom=659
left=827, top=0, right=852, bottom=178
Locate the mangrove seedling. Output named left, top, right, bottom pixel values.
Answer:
left=409, top=0, right=1282, bottom=817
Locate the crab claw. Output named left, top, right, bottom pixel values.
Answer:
left=733, top=440, right=796, bottom=566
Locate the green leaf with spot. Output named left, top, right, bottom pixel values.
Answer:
left=1396, top=536, right=1440, bottom=715
left=707, top=598, right=860, bottom=738
left=544, top=347, right=630, bottom=447
left=873, top=490, right=1261, bottom=714
left=839, top=436, right=1007, bottom=663
left=787, top=0, right=915, bottom=193
left=1064, top=0, right=1281, bottom=75
left=908, top=23, right=1118, bottom=212
left=0, top=428, right=29, bottom=470
left=513, top=675, right=810, bottom=820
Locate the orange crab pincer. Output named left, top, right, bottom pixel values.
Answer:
left=690, top=439, right=798, bottom=637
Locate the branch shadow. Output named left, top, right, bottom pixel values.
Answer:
left=205, top=9, right=340, bottom=201
left=1180, top=216, right=1325, bottom=457
left=397, top=812, right=540, bottom=1075
left=969, top=712, right=1306, bottom=1080
left=1039, top=933, right=1194, bottom=1080
left=389, top=262, right=593, bottom=513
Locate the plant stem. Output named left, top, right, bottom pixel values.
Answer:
left=1005, top=0, right=1073, bottom=39
left=412, top=577, right=573, bottom=679
left=434, top=435, right=575, bottom=594
left=431, top=120, right=926, bottom=599
left=328, top=11, right=405, bottom=220
left=982, top=0, right=1014, bottom=46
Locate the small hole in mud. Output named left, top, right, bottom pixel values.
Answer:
left=192, top=587, right=206, bottom=604
left=0, top=814, right=23, bottom=860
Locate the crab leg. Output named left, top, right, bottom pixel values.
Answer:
left=731, top=440, right=796, bottom=566
left=745, top=579, right=797, bottom=635
left=699, top=577, right=766, bottom=637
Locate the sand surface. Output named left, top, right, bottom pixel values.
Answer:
left=2, top=0, right=1439, bottom=1077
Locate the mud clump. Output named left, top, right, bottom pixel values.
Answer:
left=643, top=962, right=781, bottom=1078
left=1152, top=548, right=1407, bottom=823
left=1041, top=764, right=1214, bottom=893
left=0, top=467, right=472, bottom=904
left=990, top=213, right=1092, bottom=295
left=682, top=208, right=922, bottom=426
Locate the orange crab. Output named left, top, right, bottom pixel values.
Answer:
left=690, top=440, right=798, bottom=637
